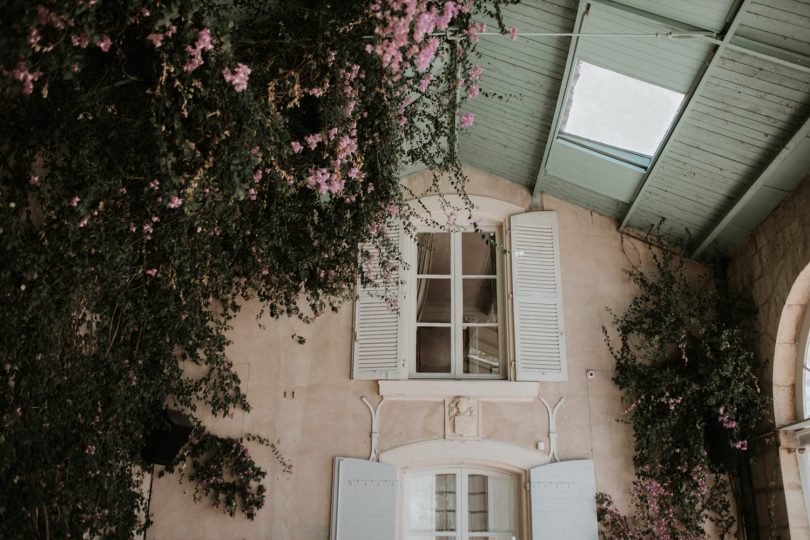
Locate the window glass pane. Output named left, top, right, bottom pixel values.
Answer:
left=417, top=279, right=451, bottom=323
left=462, top=232, right=496, bottom=276
left=468, top=474, right=489, bottom=532
left=408, top=474, right=457, bottom=532
left=560, top=60, right=684, bottom=157
left=463, top=278, right=497, bottom=323
left=417, top=327, right=451, bottom=373
left=479, top=474, right=517, bottom=533
left=464, top=327, right=500, bottom=375
left=418, top=232, right=451, bottom=275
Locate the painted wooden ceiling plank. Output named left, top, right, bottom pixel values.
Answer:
left=656, top=160, right=761, bottom=191
left=676, top=125, right=781, bottom=165
left=735, top=24, right=810, bottom=56
left=691, top=112, right=810, bottom=257
left=690, top=103, right=794, bottom=141
left=751, top=0, right=810, bottom=20
left=710, top=64, right=810, bottom=102
left=740, top=10, right=810, bottom=41
left=653, top=165, right=744, bottom=195
left=610, top=0, right=733, bottom=31
left=460, top=136, right=544, bottom=167
left=701, top=84, right=806, bottom=119
left=666, top=141, right=762, bottom=175
left=683, top=116, right=787, bottom=152
left=695, top=95, right=797, bottom=130
left=718, top=55, right=810, bottom=91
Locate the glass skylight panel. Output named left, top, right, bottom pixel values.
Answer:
left=560, top=61, right=685, bottom=157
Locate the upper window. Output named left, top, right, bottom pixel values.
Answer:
left=405, top=467, right=519, bottom=540
left=412, top=229, right=504, bottom=378
left=560, top=60, right=685, bottom=165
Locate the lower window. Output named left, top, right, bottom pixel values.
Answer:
left=405, top=467, right=519, bottom=539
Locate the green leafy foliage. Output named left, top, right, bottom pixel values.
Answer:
left=0, top=0, right=517, bottom=537
left=598, top=236, right=768, bottom=538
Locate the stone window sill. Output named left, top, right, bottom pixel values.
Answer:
left=378, top=380, right=539, bottom=401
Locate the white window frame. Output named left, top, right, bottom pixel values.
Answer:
left=403, top=466, right=522, bottom=540
left=407, top=226, right=507, bottom=380
left=795, top=307, right=810, bottom=522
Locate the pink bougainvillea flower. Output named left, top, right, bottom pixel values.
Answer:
left=290, top=141, right=303, bottom=153
left=69, top=196, right=80, bottom=207
left=467, top=84, right=480, bottom=99
left=70, top=34, right=89, bottom=48
left=460, top=112, right=475, bottom=127
left=146, top=33, right=164, bottom=48
left=222, top=63, right=251, bottom=92
left=167, top=196, right=183, bottom=209
left=145, top=268, right=158, bottom=277
left=305, top=133, right=322, bottom=150
left=468, top=65, right=483, bottom=80
left=509, top=25, right=518, bottom=40
left=97, top=34, right=112, bottom=52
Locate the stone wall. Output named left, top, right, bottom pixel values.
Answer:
left=728, top=175, right=810, bottom=539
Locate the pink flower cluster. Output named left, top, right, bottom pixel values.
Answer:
left=459, top=112, right=475, bottom=127
left=368, top=0, right=462, bottom=77
left=306, top=167, right=345, bottom=195
left=11, top=61, right=42, bottom=95
left=717, top=406, right=738, bottom=429
left=183, top=28, right=214, bottom=73
left=222, top=63, right=251, bottom=92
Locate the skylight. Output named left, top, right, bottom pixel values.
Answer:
left=560, top=61, right=685, bottom=158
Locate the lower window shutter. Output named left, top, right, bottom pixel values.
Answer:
left=330, top=457, right=398, bottom=540
left=510, top=211, right=567, bottom=381
left=529, top=460, right=598, bottom=540
left=352, top=223, right=403, bottom=379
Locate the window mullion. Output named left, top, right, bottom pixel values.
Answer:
left=459, top=469, right=468, bottom=540
left=453, top=232, right=463, bottom=377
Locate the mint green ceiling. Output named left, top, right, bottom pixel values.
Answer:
left=457, top=0, right=810, bottom=257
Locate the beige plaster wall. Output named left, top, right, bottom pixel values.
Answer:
left=728, top=175, right=810, bottom=540
left=148, top=167, right=705, bottom=540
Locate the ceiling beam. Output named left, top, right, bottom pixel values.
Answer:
left=617, top=0, right=754, bottom=231
left=690, top=113, right=810, bottom=258
left=697, top=35, right=810, bottom=75
left=530, top=0, right=589, bottom=208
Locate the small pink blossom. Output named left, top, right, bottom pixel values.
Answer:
left=327, top=127, right=338, bottom=140
left=467, top=84, right=480, bottom=99
left=142, top=223, right=153, bottom=234
left=468, top=65, right=483, bottom=80
left=146, top=33, right=164, bottom=48
left=222, top=63, right=251, bottom=92
left=460, top=112, right=475, bottom=128
left=78, top=216, right=89, bottom=228
left=69, top=196, right=80, bottom=207
left=290, top=141, right=303, bottom=153
left=509, top=26, right=518, bottom=40
left=97, top=34, right=112, bottom=52
left=386, top=204, right=398, bottom=218
left=149, top=179, right=159, bottom=190
left=248, top=187, right=257, bottom=201
left=71, top=34, right=89, bottom=48
left=305, top=133, right=322, bottom=150
left=29, top=175, right=40, bottom=187
left=416, top=38, right=440, bottom=71
left=195, top=28, right=213, bottom=51
left=145, top=268, right=158, bottom=277
left=418, top=74, right=432, bottom=92
left=151, top=215, right=160, bottom=223
left=11, top=61, right=42, bottom=95
left=84, top=445, right=96, bottom=455
left=253, top=169, right=262, bottom=183
left=167, top=196, right=183, bottom=209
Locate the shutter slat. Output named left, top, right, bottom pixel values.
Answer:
left=352, top=222, right=404, bottom=380
left=511, top=212, right=567, bottom=382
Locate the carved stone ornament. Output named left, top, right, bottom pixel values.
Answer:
left=445, top=396, right=480, bottom=440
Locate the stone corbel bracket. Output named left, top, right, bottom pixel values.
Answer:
left=538, top=395, right=564, bottom=463
left=361, top=396, right=385, bottom=462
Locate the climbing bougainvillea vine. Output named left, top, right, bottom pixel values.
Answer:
left=0, top=0, right=518, bottom=537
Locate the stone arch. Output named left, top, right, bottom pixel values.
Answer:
left=774, top=262, right=810, bottom=426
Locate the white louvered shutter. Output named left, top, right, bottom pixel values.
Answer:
left=330, top=458, right=398, bottom=540
left=530, top=460, right=598, bottom=540
left=352, top=223, right=404, bottom=379
left=510, top=211, right=567, bottom=381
